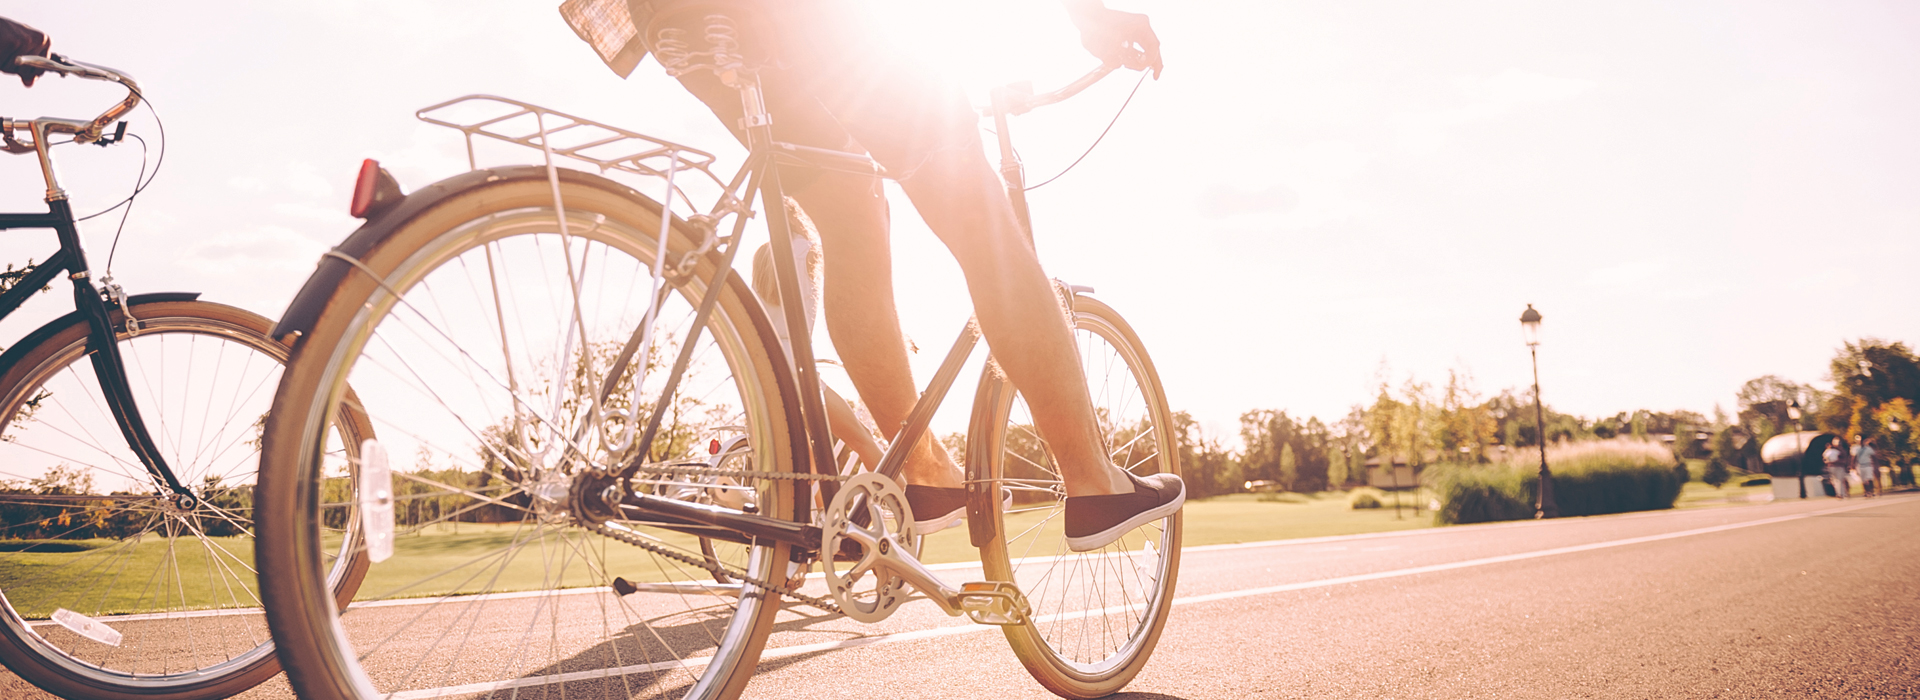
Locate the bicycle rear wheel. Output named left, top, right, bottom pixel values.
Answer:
left=256, top=171, right=801, bottom=700
left=970, top=294, right=1181, bottom=699
left=0, top=299, right=367, bottom=700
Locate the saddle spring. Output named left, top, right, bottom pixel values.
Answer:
left=653, top=14, right=745, bottom=78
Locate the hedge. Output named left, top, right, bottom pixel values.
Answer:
left=1425, top=439, right=1684, bottom=525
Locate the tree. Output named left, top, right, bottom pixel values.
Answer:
left=1277, top=443, right=1297, bottom=491
left=1872, top=398, right=1917, bottom=486
left=1173, top=411, right=1239, bottom=498
left=1821, top=339, right=1920, bottom=436
left=1431, top=368, right=1496, bottom=462
left=1327, top=406, right=1369, bottom=488
left=1736, top=375, right=1814, bottom=445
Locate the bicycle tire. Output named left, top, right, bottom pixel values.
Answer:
left=257, top=170, right=801, bottom=700
left=0, top=299, right=368, bottom=700
left=970, top=294, right=1182, bottom=699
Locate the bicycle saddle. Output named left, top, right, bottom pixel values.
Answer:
left=631, top=0, right=784, bottom=78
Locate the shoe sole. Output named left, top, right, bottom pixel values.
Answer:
left=913, top=507, right=966, bottom=534
left=911, top=490, right=1014, bottom=534
left=1063, top=491, right=1185, bottom=553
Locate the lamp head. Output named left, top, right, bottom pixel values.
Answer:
left=1519, top=304, right=1542, bottom=347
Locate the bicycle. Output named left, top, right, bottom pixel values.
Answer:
left=256, top=7, right=1180, bottom=700
left=0, top=54, right=370, bottom=700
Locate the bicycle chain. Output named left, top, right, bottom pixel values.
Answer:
left=595, top=464, right=850, bottom=614
left=628, top=462, right=854, bottom=482
left=587, top=519, right=842, bottom=614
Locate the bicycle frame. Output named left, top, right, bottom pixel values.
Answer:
left=0, top=57, right=197, bottom=502
left=384, top=54, right=1126, bottom=616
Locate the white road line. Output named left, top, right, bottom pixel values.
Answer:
left=1176, top=497, right=1889, bottom=606
left=765, top=498, right=1898, bottom=655
left=378, top=497, right=1903, bottom=696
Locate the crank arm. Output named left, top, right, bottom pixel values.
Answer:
left=865, top=538, right=1033, bottom=626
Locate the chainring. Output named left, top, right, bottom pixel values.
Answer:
left=820, top=472, right=915, bottom=623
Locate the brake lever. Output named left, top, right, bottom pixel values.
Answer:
left=0, top=125, right=31, bottom=155
left=95, top=121, right=127, bottom=147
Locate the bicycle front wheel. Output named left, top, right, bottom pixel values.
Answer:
left=0, top=299, right=367, bottom=700
left=970, top=294, right=1182, bottom=699
left=257, top=170, right=801, bottom=700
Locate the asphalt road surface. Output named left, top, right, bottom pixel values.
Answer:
left=6, top=493, right=1915, bottom=699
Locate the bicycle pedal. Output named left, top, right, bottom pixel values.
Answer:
left=955, top=581, right=1030, bottom=626
left=612, top=577, right=639, bottom=596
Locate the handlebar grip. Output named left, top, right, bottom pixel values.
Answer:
left=15, top=54, right=129, bottom=84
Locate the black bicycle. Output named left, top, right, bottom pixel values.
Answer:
left=257, top=6, right=1179, bottom=700
left=0, top=54, right=368, bottom=700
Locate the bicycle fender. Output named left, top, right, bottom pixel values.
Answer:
left=0, top=291, right=202, bottom=378
left=270, top=166, right=666, bottom=344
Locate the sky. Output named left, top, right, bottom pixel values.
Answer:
left=3, top=1, right=1918, bottom=445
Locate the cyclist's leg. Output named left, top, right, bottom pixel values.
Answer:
left=775, top=29, right=1134, bottom=498
left=674, top=65, right=962, bottom=489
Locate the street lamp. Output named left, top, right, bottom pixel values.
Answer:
left=1788, top=399, right=1805, bottom=499
left=1520, top=304, right=1558, bottom=518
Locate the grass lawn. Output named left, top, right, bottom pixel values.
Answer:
left=913, top=490, right=1441, bottom=565
left=0, top=535, right=260, bottom=619
left=2, top=483, right=1784, bottom=614
left=1674, top=480, right=1776, bottom=507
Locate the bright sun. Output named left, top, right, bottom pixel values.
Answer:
left=857, top=0, right=1098, bottom=100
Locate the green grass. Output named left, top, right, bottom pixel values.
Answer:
left=2, top=483, right=1784, bottom=615
left=1674, top=480, right=1775, bottom=508
left=916, top=490, right=1440, bottom=563
left=0, top=535, right=260, bottom=619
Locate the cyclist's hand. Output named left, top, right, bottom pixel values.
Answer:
left=0, top=17, right=51, bottom=87
left=1066, top=4, right=1162, bottom=78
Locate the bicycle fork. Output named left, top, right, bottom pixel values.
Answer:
left=43, top=198, right=195, bottom=504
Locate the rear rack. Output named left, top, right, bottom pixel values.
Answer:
left=416, top=94, right=724, bottom=192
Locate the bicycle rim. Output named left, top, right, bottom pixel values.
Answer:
left=258, top=176, right=798, bottom=700
left=972, top=295, right=1181, bottom=699
left=0, top=300, right=362, bottom=700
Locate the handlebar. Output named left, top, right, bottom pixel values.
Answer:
left=5, top=54, right=143, bottom=146
left=987, top=63, right=1121, bottom=118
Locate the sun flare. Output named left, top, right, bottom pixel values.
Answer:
left=857, top=0, right=1094, bottom=100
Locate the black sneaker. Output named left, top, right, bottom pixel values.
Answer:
left=905, top=484, right=1012, bottom=533
left=1064, top=472, right=1184, bottom=552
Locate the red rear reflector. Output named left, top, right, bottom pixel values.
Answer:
left=350, top=159, right=381, bottom=218
left=709, top=439, right=722, bottom=455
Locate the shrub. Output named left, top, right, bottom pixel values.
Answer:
left=1702, top=459, right=1731, bottom=488
left=1348, top=488, right=1384, bottom=509
left=1426, top=438, right=1684, bottom=524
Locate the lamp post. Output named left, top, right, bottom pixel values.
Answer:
left=1520, top=304, right=1558, bottom=518
left=1788, top=399, right=1805, bottom=499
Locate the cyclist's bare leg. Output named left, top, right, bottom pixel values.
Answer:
left=889, top=146, right=1133, bottom=498
left=669, top=64, right=961, bottom=489
left=786, top=171, right=962, bottom=489
left=672, top=6, right=1131, bottom=497
left=762, top=21, right=1134, bottom=498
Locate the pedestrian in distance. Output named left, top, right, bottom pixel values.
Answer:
left=1854, top=436, right=1878, bottom=498
left=1823, top=440, right=1848, bottom=499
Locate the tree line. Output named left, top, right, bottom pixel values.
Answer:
left=1174, top=338, right=1920, bottom=499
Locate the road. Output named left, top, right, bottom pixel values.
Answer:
left=6, top=493, right=1915, bottom=699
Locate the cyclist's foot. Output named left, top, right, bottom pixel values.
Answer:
left=904, top=484, right=1012, bottom=533
left=1064, top=472, right=1184, bottom=552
